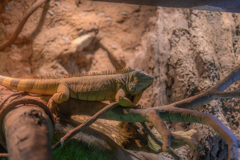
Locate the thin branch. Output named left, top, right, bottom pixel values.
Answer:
left=211, top=90, right=240, bottom=98
left=0, top=0, right=48, bottom=51
left=0, top=153, right=8, bottom=158
left=52, top=102, right=119, bottom=153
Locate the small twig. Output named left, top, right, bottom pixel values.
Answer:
left=0, top=0, right=48, bottom=51
left=52, top=102, right=119, bottom=153
left=0, top=153, right=8, bottom=158
left=211, top=90, right=240, bottom=98
left=141, top=122, right=182, bottom=160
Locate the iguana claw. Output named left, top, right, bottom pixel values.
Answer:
left=47, top=98, right=59, bottom=116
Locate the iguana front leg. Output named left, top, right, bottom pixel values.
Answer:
left=115, top=88, right=138, bottom=107
left=48, top=84, right=70, bottom=114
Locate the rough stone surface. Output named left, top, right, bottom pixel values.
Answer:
left=135, top=7, right=240, bottom=160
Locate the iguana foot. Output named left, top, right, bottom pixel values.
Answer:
left=47, top=98, right=59, bottom=116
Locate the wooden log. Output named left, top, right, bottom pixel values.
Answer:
left=3, top=104, right=54, bottom=160
left=53, top=114, right=171, bottom=160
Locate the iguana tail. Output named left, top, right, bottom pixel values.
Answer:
left=0, top=75, right=58, bottom=95
left=0, top=75, right=25, bottom=90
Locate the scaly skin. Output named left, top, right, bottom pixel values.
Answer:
left=0, top=69, right=154, bottom=113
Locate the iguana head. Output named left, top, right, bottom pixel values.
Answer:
left=127, top=70, right=154, bottom=95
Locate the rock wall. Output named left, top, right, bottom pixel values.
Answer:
left=135, top=7, right=240, bottom=159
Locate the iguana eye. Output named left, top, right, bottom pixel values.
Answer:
left=140, top=74, right=145, bottom=78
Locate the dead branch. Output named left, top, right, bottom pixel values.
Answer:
left=0, top=0, right=48, bottom=51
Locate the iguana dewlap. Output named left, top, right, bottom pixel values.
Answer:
left=0, top=68, right=154, bottom=113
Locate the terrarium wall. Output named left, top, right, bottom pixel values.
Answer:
left=135, top=7, right=240, bottom=160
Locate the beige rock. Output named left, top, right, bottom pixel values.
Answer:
left=71, top=32, right=96, bottom=52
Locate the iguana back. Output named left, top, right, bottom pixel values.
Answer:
left=0, top=68, right=154, bottom=112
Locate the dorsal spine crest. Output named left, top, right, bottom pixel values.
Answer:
left=21, top=67, right=134, bottom=79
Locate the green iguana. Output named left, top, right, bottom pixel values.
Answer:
left=0, top=68, right=154, bottom=113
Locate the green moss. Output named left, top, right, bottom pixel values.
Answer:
left=53, top=139, right=113, bottom=160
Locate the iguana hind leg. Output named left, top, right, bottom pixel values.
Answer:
left=48, top=84, right=70, bottom=114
